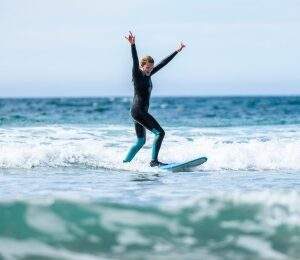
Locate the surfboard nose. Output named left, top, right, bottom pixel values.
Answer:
left=160, top=156, right=207, bottom=172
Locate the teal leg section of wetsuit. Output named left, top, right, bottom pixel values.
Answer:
left=123, top=137, right=146, bottom=162
left=151, top=129, right=165, bottom=161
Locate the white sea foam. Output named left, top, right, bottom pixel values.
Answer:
left=0, top=124, right=299, bottom=171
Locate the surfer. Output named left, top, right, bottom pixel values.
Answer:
left=123, top=31, right=186, bottom=167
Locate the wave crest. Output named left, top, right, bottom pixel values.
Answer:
left=1, top=191, right=300, bottom=259
left=0, top=125, right=299, bottom=171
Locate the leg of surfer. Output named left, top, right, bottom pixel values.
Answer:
left=123, top=122, right=146, bottom=162
left=132, top=112, right=166, bottom=167
left=151, top=127, right=165, bottom=166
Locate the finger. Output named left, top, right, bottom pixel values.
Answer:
left=125, top=36, right=129, bottom=40
left=129, top=31, right=134, bottom=37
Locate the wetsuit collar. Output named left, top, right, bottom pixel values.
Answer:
left=140, top=68, right=151, bottom=77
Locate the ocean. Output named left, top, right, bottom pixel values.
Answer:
left=0, top=96, right=299, bottom=260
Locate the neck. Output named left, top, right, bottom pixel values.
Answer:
left=140, top=69, right=151, bottom=76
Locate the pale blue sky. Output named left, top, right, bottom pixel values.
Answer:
left=0, top=0, right=299, bottom=97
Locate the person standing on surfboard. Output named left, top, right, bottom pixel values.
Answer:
left=123, top=31, right=186, bottom=167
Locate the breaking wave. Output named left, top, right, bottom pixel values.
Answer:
left=1, top=191, right=300, bottom=259
left=0, top=125, right=299, bottom=171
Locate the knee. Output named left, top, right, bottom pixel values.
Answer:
left=136, top=137, right=146, bottom=147
left=152, top=128, right=165, bottom=138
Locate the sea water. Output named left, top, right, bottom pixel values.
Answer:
left=0, top=96, right=299, bottom=260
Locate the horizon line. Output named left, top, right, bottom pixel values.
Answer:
left=0, top=94, right=299, bottom=99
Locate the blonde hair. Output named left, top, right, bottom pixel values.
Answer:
left=140, top=56, right=154, bottom=67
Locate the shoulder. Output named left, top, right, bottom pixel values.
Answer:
left=133, top=68, right=143, bottom=75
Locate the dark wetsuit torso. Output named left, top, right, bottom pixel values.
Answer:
left=130, top=44, right=177, bottom=119
left=126, top=44, right=177, bottom=163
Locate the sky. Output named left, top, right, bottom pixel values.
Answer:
left=0, top=0, right=300, bottom=97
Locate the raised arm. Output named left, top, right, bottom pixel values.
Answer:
left=151, top=42, right=186, bottom=76
left=131, top=44, right=139, bottom=73
left=125, top=31, right=139, bottom=73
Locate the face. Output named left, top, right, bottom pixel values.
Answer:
left=141, top=62, right=154, bottom=76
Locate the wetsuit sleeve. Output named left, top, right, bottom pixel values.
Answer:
left=131, top=44, right=139, bottom=74
left=150, top=50, right=178, bottom=76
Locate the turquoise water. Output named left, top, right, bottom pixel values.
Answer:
left=1, top=96, right=299, bottom=127
left=0, top=96, right=299, bottom=259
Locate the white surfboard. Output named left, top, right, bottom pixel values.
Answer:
left=160, top=157, right=207, bottom=172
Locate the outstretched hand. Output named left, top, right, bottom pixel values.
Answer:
left=125, top=31, right=135, bottom=45
left=176, top=42, right=186, bottom=52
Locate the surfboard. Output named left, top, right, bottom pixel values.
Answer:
left=160, top=156, right=207, bottom=172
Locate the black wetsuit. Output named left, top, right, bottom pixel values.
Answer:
left=124, top=43, right=177, bottom=164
